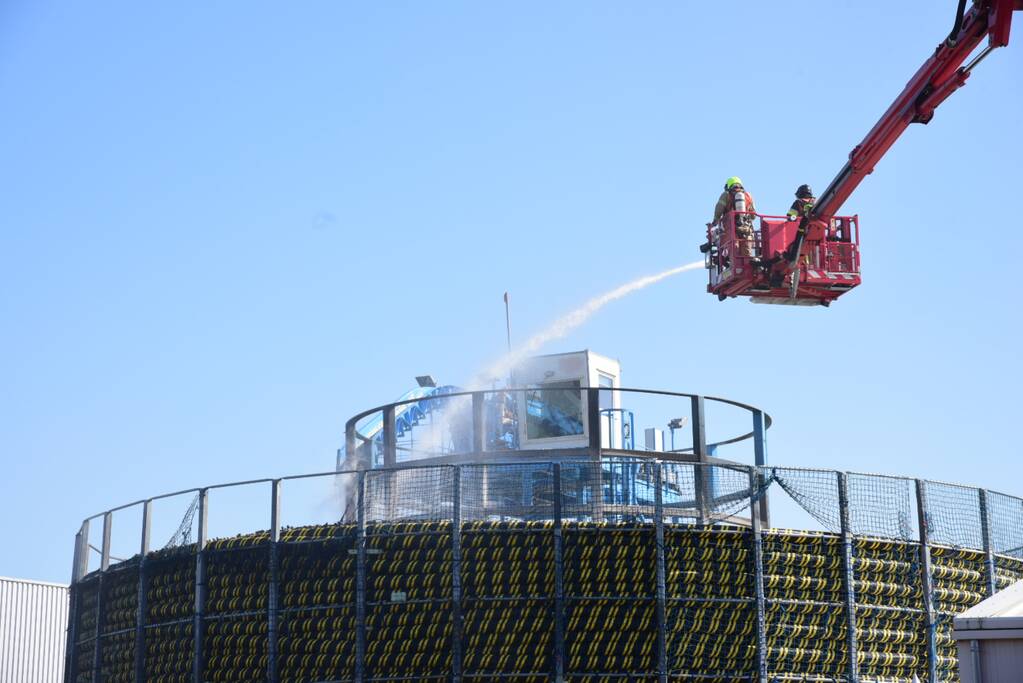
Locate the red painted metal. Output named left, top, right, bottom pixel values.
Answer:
left=705, top=1, right=1019, bottom=306
left=814, top=0, right=1022, bottom=219
left=706, top=211, right=860, bottom=306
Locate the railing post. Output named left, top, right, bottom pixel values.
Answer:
left=192, top=489, right=208, bottom=683
left=979, top=489, right=997, bottom=597
left=451, top=466, right=463, bottom=683
left=691, top=397, right=707, bottom=526
left=135, top=501, right=152, bottom=683
left=472, top=392, right=486, bottom=454
left=654, top=463, right=668, bottom=683
left=77, top=519, right=91, bottom=582
left=93, top=511, right=112, bottom=683
left=345, top=424, right=359, bottom=468
left=837, top=473, right=859, bottom=683
left=268, top=480, right=282, bottom=683
left=748, top=466, right=767, bottom=683
left=355, top=471, right=367, bottom=683
left=587, top=388, right=601, bottom=454
left=101, top=512, right=112, bottom=572
left=552, top=463, right=566, bottom=683
left=382, top=405, right=397, bottom=467
left=752, top=410, right=770, bottom=527
left=915, top=480, right=938, bottom=683
left=64, top=529, right=84, bottom=683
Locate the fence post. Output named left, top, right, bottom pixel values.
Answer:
left=752, top=410, right=770, bottom=526
left=748, top=467, right=767, bottom=683
left=268, top=480, right=282, bottom=683
left=93, top=511, right=112, bottom=683
left=192, top=489, right=208, bottom=683
left=472, top=392, right=486, bottom=454
left=691, top=397, right=707, bottom=527
left=382, top=405, right=397, bottom=467
left=355, top=471, right=367, bottom=683
left=135, top=501, right=152, bottom=683
left=837, top=473, right=859, bottom=683
left=654, top=463, right=668, bottom=683
left=587, top=388, right=601, bottom=453
left=64, top=530, right=84, bottom=683
left=451, top=466, right=464, bottom=683
left=915, top=480, right=938, bottom=683
left=979, top=489, right=997, bottom=597
left=552, top=463, right=566, bottom=683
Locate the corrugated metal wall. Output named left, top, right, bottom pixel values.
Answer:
left=0, top=576, right=69, bottom=683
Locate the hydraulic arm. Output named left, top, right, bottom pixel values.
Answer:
left=813, top=0, right=1021, bottom=218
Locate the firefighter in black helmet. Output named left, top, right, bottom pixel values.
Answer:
left=787, top=184, right=815, bottom=219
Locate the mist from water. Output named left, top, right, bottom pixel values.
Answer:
left=334, top=259, right=705, bottom=517
left=478, top=260, right=705, bottom=385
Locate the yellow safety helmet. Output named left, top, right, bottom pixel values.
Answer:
left=725, top=176, right=743, bottom=190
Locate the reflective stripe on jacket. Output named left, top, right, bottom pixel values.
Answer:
left=787, top=197, right=816, bottom=217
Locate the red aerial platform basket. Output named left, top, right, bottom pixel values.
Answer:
left=699, top=1, right=1022, bottom=306
left=705, top=211, right=861, bottom=306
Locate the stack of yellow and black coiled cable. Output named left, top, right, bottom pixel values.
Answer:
left=145, top=545, right=196, bottom=683
left=71, top=517, right=1023, bottom=682
left=99, top=561, right=140, bottom=683
left=930, top=546, right=987, bottom=678
left=853, top=539, right=926, bottom=681
left=564, top=522, right=656, bottom=678
left=996, top=555, right=1023, bottom=590
left=203, top=531, right=270, bottom=683
left=72, top=575, right=100, bottom=683
left=762, top=532, right=847, bottom=680
left=364, top=520, right=452, bottom=680
left=461, top=520, right=552, bottom=683
left=278, top=523, right=357, bottom=682
left=665, top=527, right=754, bottom=680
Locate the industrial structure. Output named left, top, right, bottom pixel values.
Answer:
left=1, top=576, right=69, bottom=683
left=954, top=580, right=1023, bottom=682
left=62, top=351, right=1023, bottom=683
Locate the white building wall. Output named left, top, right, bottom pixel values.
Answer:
left=0, top=576, right=69, bottom=683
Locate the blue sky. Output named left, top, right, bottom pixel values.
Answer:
left=2, top=2, right=1021, bottom=582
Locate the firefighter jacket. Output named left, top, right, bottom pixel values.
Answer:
left=712, top=189, right=757, bottom=225
left=787, top=197, right=816, bottom=217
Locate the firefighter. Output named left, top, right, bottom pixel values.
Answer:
left=706, top=177, right=757, bottom=258
left=787, top=184, right=815, bottom=219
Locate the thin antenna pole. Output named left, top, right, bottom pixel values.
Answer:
left=504, top=292, right=515, bottom=388
left=503, top=292, right=512, bottom=353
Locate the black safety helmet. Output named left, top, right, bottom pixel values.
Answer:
left=796, top=184, right=813, bottom=199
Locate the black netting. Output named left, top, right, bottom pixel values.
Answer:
left=660, top=462, right=697, bottom=524
left=556, top=461, right=603, bottom=522
left=923, top=480, right=983, bottom=550
left=847, top=473, right=916, bottom=540
left=767, top=467, right=841, bottom=532
left=460, top=463, right=555, bottom=522
left=364, top=466, right=455, bottom=522
left=660, top=463, right=755, bottom=525
left=988, top=490, right=1023, bottom=558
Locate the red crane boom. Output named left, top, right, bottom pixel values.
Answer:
left=814, top=0, right=1022, bottom=218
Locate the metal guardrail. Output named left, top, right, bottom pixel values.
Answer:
left=64, top=387, right=1023, bottom=683
left=65, top=457, right=1023, bottom=683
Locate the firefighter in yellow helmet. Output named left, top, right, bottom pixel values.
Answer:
left=707, top=177, right=757, bottom=258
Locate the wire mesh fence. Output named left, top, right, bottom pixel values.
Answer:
left=846, top=472, right=917, bottom=540
left=923, top=480, right=984, bottom=550
left=987, top=489, right=1023, bottom=559
left=67, top=460, right=1023, bottom=683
